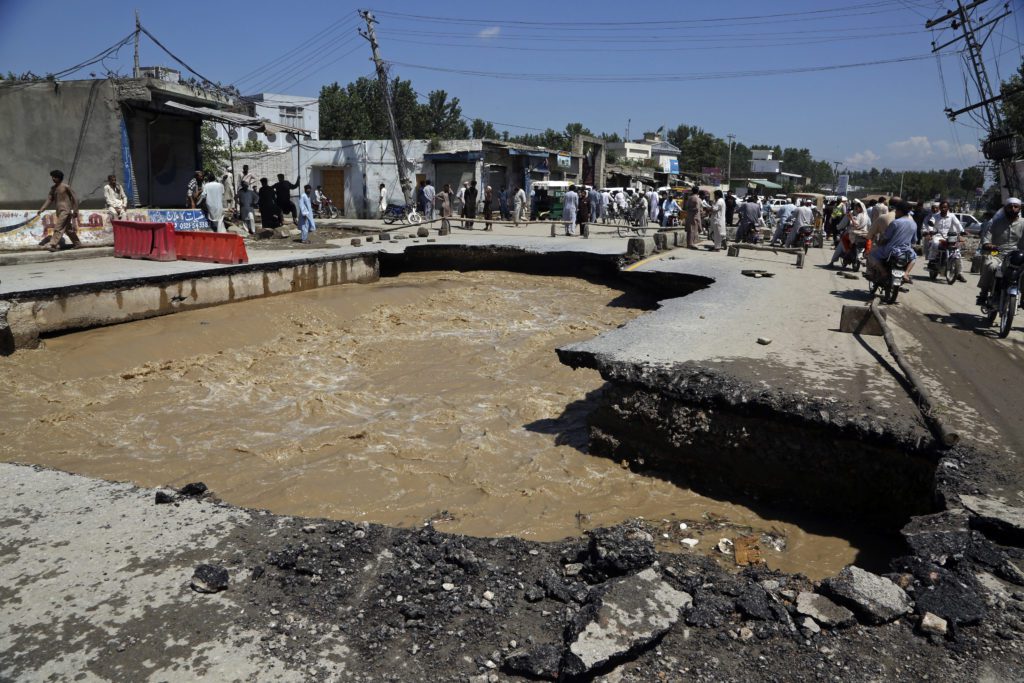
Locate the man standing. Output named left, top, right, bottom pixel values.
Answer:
left=258, top=177, right=281, bottom=229
left=423, top=179, right=436, bottom=222
left=36, top=169, right=80, bottom=251
left=562, top=184, right=579, bottom=236
left=736, top=195, right=761, bottom=243
left=103, top=174, right=128, bottom=222
left=785, top=200, right=814, bottom=247
left=437, top=183, right=452, bottom=232
left=198, top=171, right=226, bottom=232
left=378, top=183, right=388, bottom=216
left=725, top=191, right=737, bottom=227
left=456, top=181, right=468, bottom=217
left=588, top=186, right=600, bottom=228
left=600, top=188, right=611, bottom=223
left=221, top=171, right=236, bottom=223
left=513, top=184, right=527, bottom=226
left=186, top=170, right=203, bottom=208
left=684, top=186, right=703, bottom=248
left=273, top=174, right=299, bottom=224
left=298, top=184, right=316, bottom=243
left=239, top=165, right=257, bottom=194
left=237, top=181, right=259, bottom=235
left=463, top=180, right=478, bottom=229
left=977, top=197, right=1024, bottom=306
left=709, top=189, right=726, bottom=251
left=646, top=187, right=660, bottom=224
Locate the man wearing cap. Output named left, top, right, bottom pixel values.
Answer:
left=784, top=200, right=814, bottom=247
left=868, top=200, right=917, bottom=283
left=976, top=197, right=1024, bottom=306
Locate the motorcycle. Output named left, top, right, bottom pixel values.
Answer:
left=382, top=203, right=422, bottom=225
left=315, top=196, right=340, bottom=219
left=868, top=251, right=912, bottom=304
left=839, top=235, right=869, bottom=272
left=981, top=248, right=1024, bottom=338
left=927, top=237, right=963, bottom=285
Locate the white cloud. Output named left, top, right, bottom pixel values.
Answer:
left=478, top=26, right=501, bottom=39
left=844, top=136, right=982, bottom=169
left=845, top=149, right=880, bottom=167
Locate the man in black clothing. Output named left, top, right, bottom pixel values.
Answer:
left=273, top=173, right=299, bottom=224
left=258, top=177, right=282, bottom=229
left=724, top=191, right=737, bottom=227
left=463, top=180, right=478, bottom=229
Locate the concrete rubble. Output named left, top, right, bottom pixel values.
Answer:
left=823, top=566, right=912, bottom=624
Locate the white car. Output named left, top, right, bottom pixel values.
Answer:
left=954, top=212, right=982, bottom=235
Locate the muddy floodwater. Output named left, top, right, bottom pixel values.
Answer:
left=1, top=271, right=870, bottom=577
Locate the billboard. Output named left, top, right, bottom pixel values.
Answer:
left=837, top=174, right=849, bottom=196
left=668, top=158, right=680, bottom=174
left=751, top=160, right=780, bottom=174
left=556, top=154, right=571, bottom=168
left=0, top=208, right=212, bottom=251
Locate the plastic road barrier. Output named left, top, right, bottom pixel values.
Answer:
left=174, top=230, right=249, bottom=265
left=112, top=220, right=177, bottom=261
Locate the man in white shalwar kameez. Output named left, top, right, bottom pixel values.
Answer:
left=562, top=185, right=579, bottom=236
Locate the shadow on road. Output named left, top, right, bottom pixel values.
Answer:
left=923, top=311, right=1000, bottom=336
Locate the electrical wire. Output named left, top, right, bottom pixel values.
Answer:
left=256, top=40, right=364, bottom=96
left=233, top=12, right=359, bottom=86
left=388, top=53, right=939, bottom=84
left=138, top=24, right=237, bottom=98
left=241, top=19, right=361, bottom=93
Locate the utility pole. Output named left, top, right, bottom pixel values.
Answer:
left=133, top=10, right=141, bottom=78
left=625, top=118, right=630, bottom=141
left=359, top=10, right=413, bottom=208
left=926, top=0, right=1020, bottom=198
left=726, top=133, right=735, bottom=182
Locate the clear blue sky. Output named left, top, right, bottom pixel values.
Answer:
left=2, top=0, right=1022, bottom=171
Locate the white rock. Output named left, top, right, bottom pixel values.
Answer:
left=920, top=612, right=948, bottom=636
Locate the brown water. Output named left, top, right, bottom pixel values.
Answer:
left=0, top=271, right=862, bottom=577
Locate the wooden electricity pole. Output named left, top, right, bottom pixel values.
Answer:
left=359, top=10, right=413, bottom=208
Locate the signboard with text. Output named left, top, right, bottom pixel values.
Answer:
left=0, top=208, right=211, bottom=251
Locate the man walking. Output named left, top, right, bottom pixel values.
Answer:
left=588, top=186, right=600, bottom=228
left=709, top=189, right=726, bottom=251
left=298, top=184, right=316, bottom=243
left=464, top=180, right=478, bottom=229
left=457, top=181, right=468, bottom=217
left=513, top=184, right=527, bottom=226
left=36, top=169, right=80, bottom=251
left=562, top=184, right=579, bottom=236
left=237, top=181, right=259, bottom=235
left=103, top=174, right=127, bottom=222
left=437, top=183, right=452, bottom=232
left=197, top=171, right=226, bottom=232
left=273, top=174, right=299, bottom=224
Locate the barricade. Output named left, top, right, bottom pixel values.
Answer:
left=112, top=220, right=177, bottom=261
left=174, top=230, right=249, bottom=264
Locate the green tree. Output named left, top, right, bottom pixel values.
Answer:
left=233, top=139, right=269, bottom=152
left=471, top=118, right=499, bottom=139
left=423, top=90, right=470, bottom=138
left=199, top=122, right=229, bottom=176
left=1000, top=58, right=1024, bottom=136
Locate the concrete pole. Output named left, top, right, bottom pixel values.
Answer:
left=133, top=10, right=141, bottom=78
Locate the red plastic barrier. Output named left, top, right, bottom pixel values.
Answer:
left=174, top=230, right=249, bottom=265
left=112, top=220, right=177, bottom=261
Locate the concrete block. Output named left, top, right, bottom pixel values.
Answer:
left=627, top=237, right=656, bottom=259
left=379, top=233, right=391, bottom=241
left=350, top=238, right=362, bottom=247
left=365, top=235, right=374, bottom=243
left=582, top=223, right=590, bottom=239
left=273, top=227, right=298, bottom=239
left=839, top=305, right=885, bottom=335
left=727, top=245, right=740, bottom=257
left=653, top=232, right=668, bottom=251
left=416, top=226, right=429, bottom=238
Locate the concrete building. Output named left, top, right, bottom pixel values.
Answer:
left=606, top=133, right=680, bottom=175
left=233, top=138, right=589, bottom=218
left=214, top=93, right=319, bottom=150
left=0, top=76, right=234, bottom=209
left=605, top=141, right=652, bottom=163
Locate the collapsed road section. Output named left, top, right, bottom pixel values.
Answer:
left=2, top=239, right=1024, bottom=681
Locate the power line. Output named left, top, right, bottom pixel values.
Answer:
left=233, top=13, right=359, bottom=86
left=257, top=40, right=364, bottom=95
left=241, top=18, right=361, bottom=93
left=388, top=53, right=940, bottom=84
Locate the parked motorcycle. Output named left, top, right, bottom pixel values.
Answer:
left=382, top=204, right=422, bottom=225
left=981, top=248, right=1024, bottom=338
left=927, top=237, right=964, bottom=285
left=868, top=251, right=912, bottom=304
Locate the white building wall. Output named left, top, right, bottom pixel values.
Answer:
left=215, top=92, right=320, bottom=151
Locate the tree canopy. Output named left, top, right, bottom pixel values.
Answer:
left=319, top=77, right=469, bottom=139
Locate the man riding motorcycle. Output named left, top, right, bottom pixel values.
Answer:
left=867, top=200, right=917, bottom=284
left=976, top=197, right=1024, bottom=306
left=923, top=200, right=966, bottom=281
left=828, top=199, right=869, bottom=267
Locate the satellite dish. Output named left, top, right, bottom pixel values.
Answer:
left=266, top=132, right=277, bottom=143
left=247, top=130, right=258, bottom=142
left=228, top=128, right=238, bottom=140
left=286, top=133, right=296, bottom=143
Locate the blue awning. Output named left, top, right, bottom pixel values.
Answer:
left=424, top=151, right=483, bottom=162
